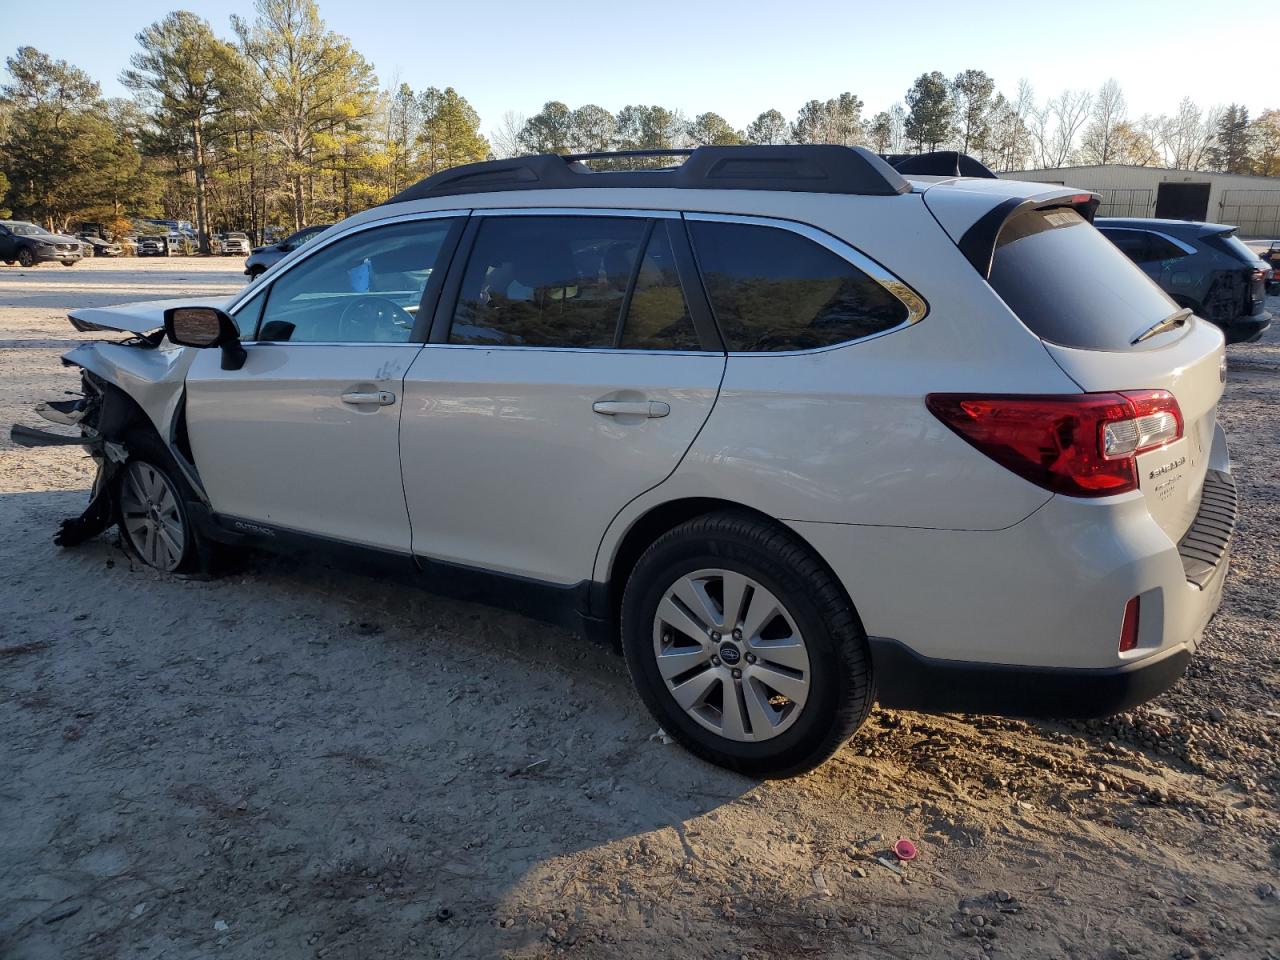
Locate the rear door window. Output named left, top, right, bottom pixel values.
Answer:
left=989, top=209, right=1179, bottom=351
left=687, top=220, right=909, bottom=351
left=450, top=216, right=648, bottom=348
left=618, top=222, right=698, bottom=351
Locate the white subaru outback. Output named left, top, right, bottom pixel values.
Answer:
left=13, top=146, right=1236, bottom=778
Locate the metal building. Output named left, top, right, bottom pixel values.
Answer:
left=1002, top=164, right=1280, bottom=238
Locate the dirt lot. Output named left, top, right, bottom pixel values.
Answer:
left=1, top=257, right=1277, bottom=960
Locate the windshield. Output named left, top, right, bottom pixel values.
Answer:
left=227, top=232, right=247, bottom=239
left=6, top=222, right=48, bottom=237
left=988, top=208, right=1179, bottom=351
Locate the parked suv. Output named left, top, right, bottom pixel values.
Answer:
left=0, top=220, right=85, bottom=266
left=243, top=224, right=330, bottom=279
left=135, top=235, right=170, bottom=257
left=1097, top=218, right=1272, bottom=343
left=1244, top=239, right=1280, bottom=293
left=12, top=147, right=1236, bottom=777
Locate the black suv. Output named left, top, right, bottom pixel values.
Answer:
left=1097, top=218, right=1272, bottom=344
left=0, top=220, right=85, bottom=267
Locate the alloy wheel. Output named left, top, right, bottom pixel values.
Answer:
left=119, top=461, right=186, bottom=572
left=652, top=568, right=811, bottom=742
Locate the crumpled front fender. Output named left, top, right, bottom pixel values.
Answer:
left=62, top=340, right=197, bottom=445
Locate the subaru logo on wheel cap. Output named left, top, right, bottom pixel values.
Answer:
left=718, top=643, right=742, bottom=666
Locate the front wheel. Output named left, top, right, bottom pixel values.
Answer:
left=117, top=456, right=196, bottom=573
left=61, top=260, right=77, bottom=267
left=16, top=248, right=36, bottom=267
left=621, top=512, right=874, bottom=778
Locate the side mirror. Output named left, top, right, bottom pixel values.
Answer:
left=163, top=306, right=247, bottom=371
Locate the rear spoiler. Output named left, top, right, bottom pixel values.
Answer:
left=958, top=190, right=1101, bottom=278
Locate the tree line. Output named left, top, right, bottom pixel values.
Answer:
left=2, top=0, right=1278, bottom=248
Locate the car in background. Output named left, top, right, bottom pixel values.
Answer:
left=1244, top=239, right=1280, bottom=293
left=243, top=224, right=330, bottom=279
left=0, top=220, right=85, bottom=267
left=135, top=235, right=171, bottom=257
left=212, top=232, right=251, bottom=257
left=77, top=233, right=124, bottom=258
left=1097, top=218, right=1272, bottom=344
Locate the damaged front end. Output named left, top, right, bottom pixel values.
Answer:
left=10, top=301, right=210, bottom=547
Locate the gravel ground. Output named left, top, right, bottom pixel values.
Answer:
left=1, top=257, right=1277, bottom=960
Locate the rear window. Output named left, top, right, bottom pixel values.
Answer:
left=988, top=208, right=1178, bottom=351
left=1204, top=231, right=1261, bottom=264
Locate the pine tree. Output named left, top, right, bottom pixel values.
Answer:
left=418, top=87, right=489, bottom=174
left=122, top=11, right=241, bottom=251
left=1208, top=104, right=1251, bottom=174
left=950, top=69, right=995, bottom=154
left=745, top=109, right=788, bottom=145
left=904, top=72, right=953, bottom=152
left=687, top=112, right=741, bottom=146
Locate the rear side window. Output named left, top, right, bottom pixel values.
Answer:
left=989, top=209, right=1178, bottom=351
left=451, top=216, right=646, bottom=348
left=688, top=221, right=909, bottom=351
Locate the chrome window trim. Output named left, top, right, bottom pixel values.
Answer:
left=1099, top=226, right=1197, bottom=257
left=235, top=340, right=424, bottom=349
left=681, top=211, right=929, bottom=355
left=418, top=343, right=717, bottom=357
left=471, top=207, right=679, bottom=220
left=224, top=208, right=470, bottom=315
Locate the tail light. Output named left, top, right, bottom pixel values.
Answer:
left=1119, top=596, right=1140, bottom=652
left=1251, top=267, right=1265, bottom=282
left=926, top=390, right=1183, bottom=497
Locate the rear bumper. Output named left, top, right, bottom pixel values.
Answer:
left=869, top=637, right=1191, bottom=717
left=790, top=448, right=1236, bottom=718
left=1223, top=310, right=1271, bottom=344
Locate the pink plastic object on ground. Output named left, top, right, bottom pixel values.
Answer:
left=893, top=838, right=918, bottom=861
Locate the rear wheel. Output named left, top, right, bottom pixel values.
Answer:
left=248, top=265, right=265, bottom=280
left=621, top=511, right=874, bottom=778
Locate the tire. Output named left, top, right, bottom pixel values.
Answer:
left=248, top=266, right=265, bottom=280
left=621, top=511, right=874, bottom=778
left=16, top=247, right=36, bottom=267
left=115, top=434, right=201, bottom=574
left=3, top=260, right=13, bottom=266
left=61, top=260, right=76, bottom=267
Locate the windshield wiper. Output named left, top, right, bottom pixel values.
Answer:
left=1131, top=308, right=1192, bottom=345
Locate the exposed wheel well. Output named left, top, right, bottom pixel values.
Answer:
left=601, top=498, right=861, bottom=640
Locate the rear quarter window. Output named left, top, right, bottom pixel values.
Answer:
left=687, top=220, right=910, bottom=352
left=989, top=209, right=1179, bottom=351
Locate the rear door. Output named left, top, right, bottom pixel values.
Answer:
left=185, top=213, right=463, bottom=552
left=400, top=210, right=725, bottom=585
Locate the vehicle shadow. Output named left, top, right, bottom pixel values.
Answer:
left=0, top=489, right=755, bottom=959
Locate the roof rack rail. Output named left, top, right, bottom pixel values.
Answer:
left=383, top=145, right=911, bottom=204
left=562, top=148, right=693, bottom=163
left=880, top=151, right=997, bottom=179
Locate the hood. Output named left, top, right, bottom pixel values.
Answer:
left=68, top=295, right=235, bottom=335
left=39, top=233, right=81, bottom=245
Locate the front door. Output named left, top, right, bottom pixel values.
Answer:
left=185, top=215, right=462, bottom=552
left=400, top=212, right=725, bottom=584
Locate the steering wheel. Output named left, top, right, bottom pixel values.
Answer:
left=337, top=296, right=414, bottom=341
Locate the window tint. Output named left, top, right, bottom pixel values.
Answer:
left=619, top=223, right=698, bottom=350
left=688, top=221, right=908, bottom=351
left=1101, top=228, right=1150, bottom=263
left=990, top=209, right=1178, bottom=351
left=257, top=219, right=453, bottom=343
left=1143, top=235, right=1189, bottom=262
left=451, top=216, right=647, bottom=347
left=1204, top=231, right=1262, bottom=264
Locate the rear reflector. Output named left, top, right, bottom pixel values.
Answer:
left=1119, top=596, right=1140, bottom=652
left=926, top=390, right=1183, bottom=498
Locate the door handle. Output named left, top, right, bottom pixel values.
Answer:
left=341, top=390, right=395, bottom=406
left=592, top=400, right=670, bottom=418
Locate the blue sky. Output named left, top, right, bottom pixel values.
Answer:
left=2, top=0, right=1262, bottom=136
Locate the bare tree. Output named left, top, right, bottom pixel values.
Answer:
left=1031, top=88, right=1092, bottom=168
left=1152, top=98, right=1220, bottom=169
left=489, top=109, right=525, bottom=158
left=1079, top=79, right=1126, bottom=164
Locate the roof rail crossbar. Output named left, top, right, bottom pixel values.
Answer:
left=881, top=151, right=997, bottom=179
left=382, top=145, right=912, bottom=204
